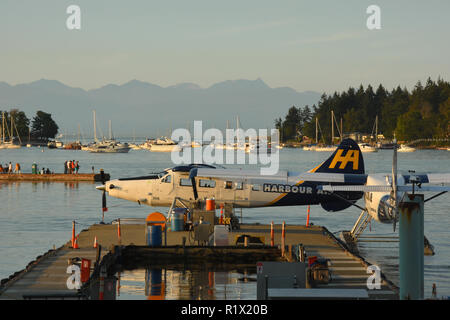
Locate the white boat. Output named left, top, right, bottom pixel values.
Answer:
left=88, top=139, right=131, bottom=153
left=398, top=144, right=416, bottom=152
left=145, top=136, right=180, bottom=152
left=47, top=139, right=63, bottom=149
left=0, top=111, right=21, bottom=149
left=358, top=143, right=378, bottom=152
left=84, top=111, right=131, bottom=153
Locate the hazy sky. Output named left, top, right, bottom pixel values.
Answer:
left=1, top=0, right=449, bottom=93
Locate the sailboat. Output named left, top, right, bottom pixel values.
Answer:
left=314, top=111, right=339, bottom=152
left=84, top=111, right=131, bottom=153
left=0, top=111, right=21, bottom=149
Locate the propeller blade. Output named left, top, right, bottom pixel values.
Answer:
left=102, top=189, right=108, bottom=212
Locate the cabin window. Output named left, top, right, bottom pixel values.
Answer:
left=199, top=179, right=216, bottom=188
left=224, top=181, right=233, bottom=189
left=252, top=184, right=261, bottom=191
left=162, top=174, right=171, bottom=183
left=179, top=178, right=192, bottom=186
left=235, top=182, right=243, bottom=190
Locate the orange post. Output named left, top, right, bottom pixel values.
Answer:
left=73, top=235, right=79, bottom=249
left=270, top=221, right=274, bottom=246
left=117, top=218, right=121, bottom=245
left=219, top=203, right=224, bottom=224
left=93, top=236, right=98, bottom=248
left=71, top=221, right=76, bottom=248
left=281, top=221, right=286, bottom=257
left=306, top=205, right=310, bottom=227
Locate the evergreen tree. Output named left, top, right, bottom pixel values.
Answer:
left=31, top=111, right=59, bottom=141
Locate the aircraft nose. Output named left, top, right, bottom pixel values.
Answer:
left=96, top=185, right=106, bottom=191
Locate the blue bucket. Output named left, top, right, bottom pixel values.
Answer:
left=147, top=225, right=162, bottom=246
left=171, top=212, right=185, bottom=231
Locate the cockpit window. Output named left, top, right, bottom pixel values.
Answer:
left=157, top=171, right=168, bottom=179
left=161, top=174, right=171, bottom=183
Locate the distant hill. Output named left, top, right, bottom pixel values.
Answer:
left=0, top=78, right=320, bottom=138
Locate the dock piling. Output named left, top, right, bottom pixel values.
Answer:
left=399, top=194, right=424, bottom=300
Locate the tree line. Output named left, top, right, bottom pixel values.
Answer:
left=275, top=77, right=450, bottom=143
left=0, top=109, right=59, bottom=142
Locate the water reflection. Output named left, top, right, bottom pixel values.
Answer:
left=114, top=266, right=257, bottom=300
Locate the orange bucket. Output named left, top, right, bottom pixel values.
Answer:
left=205, top=198, right=215, bottom=211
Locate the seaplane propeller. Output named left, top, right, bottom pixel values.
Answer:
left=96, top=169, right=108, bottom=224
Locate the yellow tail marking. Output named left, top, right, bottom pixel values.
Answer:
left=329, top=149, right=359, bottom=170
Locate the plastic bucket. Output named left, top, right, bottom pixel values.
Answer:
left=171, top=212, right=185, bottom=231
left=147, top=225, right=162, bottom=246
left=206, top=198, right=215, bottom=211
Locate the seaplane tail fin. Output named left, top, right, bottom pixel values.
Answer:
left=312, top=139, right=365, bottom=212
left=312, top=138, right=365, bottom=175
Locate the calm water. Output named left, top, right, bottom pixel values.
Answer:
left=0, top=146, right=449, bottom=299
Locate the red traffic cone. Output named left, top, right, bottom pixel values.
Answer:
left=73, top=235, right=80, bottom=249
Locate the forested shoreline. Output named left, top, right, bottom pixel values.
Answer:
left=0, top=110, right=59, bottom=143
left=275, top=78, right=449, bottom=146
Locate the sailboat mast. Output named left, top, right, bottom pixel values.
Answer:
left=109, top=120, right=112, bottom=140
left=340, top=117, right=343, bottom=142
left=93, top=110, right=97, bottom=142
left=375, top=115, right=378, bottom=144
left=1, top=112, right=4, bottom=143
left=331, top=110, right=334, bottom=145
left=315, top=117, right=318, bottom=144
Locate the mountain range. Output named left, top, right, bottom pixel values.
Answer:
left=0, top=78, right=321, bottom=138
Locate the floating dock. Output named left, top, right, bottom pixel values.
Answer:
left=0, top=219, right=399, bottom=300
left=0, top=173, right=109, bottom=182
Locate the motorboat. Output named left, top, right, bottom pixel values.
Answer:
left=146, top=137, right=181, bottom=152
left=397, top=144, right=416, bottom=152
left=358, top=143, right=378, bottom=152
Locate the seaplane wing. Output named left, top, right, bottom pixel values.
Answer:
left=320, top=185, right=450, bottom=193
left=190, top=168, right=368, bottom=185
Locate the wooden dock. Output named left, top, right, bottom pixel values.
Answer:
left=0, top=220, right=398, bottom=300
left=0, top=173, right=109, bottom=182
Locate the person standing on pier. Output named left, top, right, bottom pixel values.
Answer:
left=8, top=162, right=12, bottom=173
left=71, top=160, right=76, bottom=174
left=64, top=160, right=68, bottom=174
left=14, top=163, right=21, bottom=174
left=75, top=161, right=79, bottom=174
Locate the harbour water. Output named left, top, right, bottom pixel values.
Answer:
left=0, top=146, right=449, bottom=299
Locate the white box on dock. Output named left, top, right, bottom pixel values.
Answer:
left=214, top=225, right=229, bottom=246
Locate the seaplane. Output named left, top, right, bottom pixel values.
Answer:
left=96, top=138, right=450, bottom=234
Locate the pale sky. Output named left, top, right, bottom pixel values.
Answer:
left=1, top=0, right=449, bottom=93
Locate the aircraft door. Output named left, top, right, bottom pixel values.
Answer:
left=233, top=181, right=250, bottom=207
left=219, top=180, right=236, bottom=204
left=155, top=173, right=174, bottom=206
